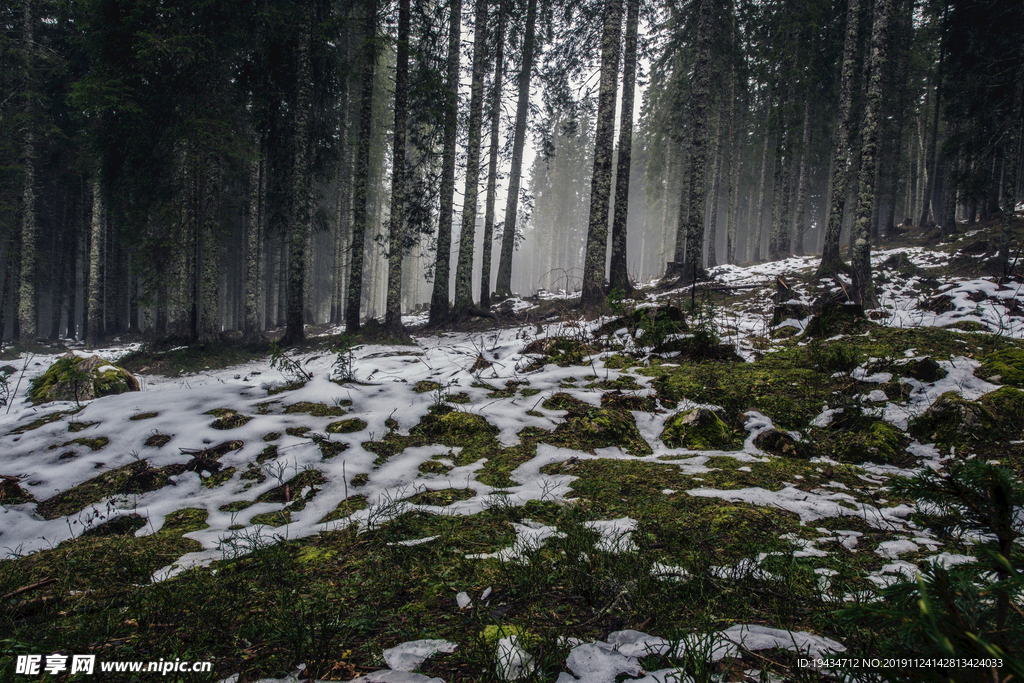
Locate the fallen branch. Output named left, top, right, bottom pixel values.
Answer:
left=3, top=576, right=57, bottom=600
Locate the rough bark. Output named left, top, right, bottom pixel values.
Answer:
left=919, top=47, right=943, bottom=226
left=18, top=0, right=36, bottom=342
left=609, top=0, right=639, bottom=294
left=816, top=0, right=861, bottom=279
left=243, top=137, right=265, bottom=343
left=793, top=99, right=812, bottom=255
left=452, top=0, right=490, bottom=318
left=86, top=174, right=104, bottom=347
left=581, top=0, right=624, bottom=309
left=752, top=121, right=772, bottom=263
left=384, top=0, right=411, bottom=339
left=346, top=0, right=378, bottom=333
left=999, top=72, right=1023, bottom=278
left=198, top=160, right=221, bottom=343
left=850, top=0, right=891, bottom=309
left=494, top=0, right=537, bottom=299
left=428, top=0, right=463, bottom=322
left=706, top=84, right=726, bottom=269
left=479, top=0, right=507, bottom=308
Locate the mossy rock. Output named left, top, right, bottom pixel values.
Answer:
left=28, top=354, right=140, bottom=405
left=905, top=357, right=947, bottom=383
left=804, top=303, right=868, bottom=338
left=979, top=348, right=1024, bottom=387
left=834, top=420, right=910, bottom=465
left=660, top=408, right=738, bottom=450
left=326, top=418, right=368, bottom=434
left=908, top=391, right=996, bottom=447
left=416, top=411, right=498, bottom=442
left=977, top=386, right=1024, bottom=441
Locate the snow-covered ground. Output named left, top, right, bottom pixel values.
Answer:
left=2, top=242, right=1022, bottom=682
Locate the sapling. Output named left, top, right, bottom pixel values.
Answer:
left=840, top=459, right=1024, bottom=672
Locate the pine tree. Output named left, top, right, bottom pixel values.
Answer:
left=609, top=0, right=639, bottom=295
left=580, top=0, right=624, bottom=310
left=384, top=0, right=412, bottom=339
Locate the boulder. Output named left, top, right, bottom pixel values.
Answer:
left=28, top=353, right=140, bottom=405
left=907, top=391, right=994, bottom=446
left=753, top=429, right=804, bottom=458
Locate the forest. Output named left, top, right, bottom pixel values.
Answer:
left=0, top=0, right=1021, bottom=345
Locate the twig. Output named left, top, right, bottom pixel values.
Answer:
left=6, top=353, right=33, bottom=414
left=2, top=576, right=56, bottom=600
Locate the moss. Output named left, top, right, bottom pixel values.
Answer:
left=350, top=473, right=369, bottom=487
left=264, top=432, right=281, bottom=441
left=286, top=426, right=311, bottom=437
left=129, top=412, right=159, bottom=421
left=257, top=445, right=278, bottom=463
left=414, top=380, right=442, bottom=393
left=831, top=421, right=911, bottom=465
left=241, top=463, right=267, bottom=485
left=51, top=436, right=109, bottom=451
left=67, top=421, right=98, bottom=432
left=36, top=461, right=171, bottom=520
left=317, top=439, right=350, bottom=459
left=28, top=355, right=141, bottom=405
left=255, top=469, right=326, bottom=505
left=7, top=408, right=82, bottom=435
left=542, top=392, right=588, bottom=411
left=249, top=510, right=291, bottom=527
left=200, top=467, right=236, bottom=488
left=418, top=460, right=454, bottom=475
left=978, top=386, right=1024, bottom=441
left=908, top=391, right=996, bottom=447
left=266, top=379, right=309, bottom=396
left=207, top=410, right=252, bottom=430
left=661, top=408, right=739, bottom=450
left=319, top=493, right=368, bottom=520
left=406, top=487, right=475, bottom=506
left=144, top=433, right=172, bottom=448
left=543, top=405, right=652, bottom=456
left=283, top=401, right=347, bottom=417
left=448, top=391, right=472, bottom=403
left=219, top=500, right=255, bottom=513
left=979, top=348, right=1024, bottom=387
left=326, top=418, right=368, bottom=434
left=603, top=354, right=641, bottom=369
left=161, top=507, right=209, bottom=534
left=1, top=476, right=34, bottom=505
left=584, top=375, right=643, bottom=391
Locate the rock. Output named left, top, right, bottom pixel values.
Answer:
left=979, top=348, right=1024, bottom=388
left=805, top=302, right=867, bottom=337
left=753, top=429, right=804, bottom=458
left=771, top=303, right=812, bottom=327
left=907, top=391, right=994, bottom=447
left=906, top=357, right=947, bottom=383
left=660, top=408, right=736, bottom=450
left=28, top=354, right=140, bottom=405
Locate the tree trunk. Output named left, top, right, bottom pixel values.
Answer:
left=580, top=0, right=624, bottom=309
left=452, top=0, right=490, bottom=318
left=86, top=173, right=104, bottom=347
left=198, top=160, right=221, bottom=343
left=919, top=46, right=943, bottom=226
left=609, top=0, right=639, bottom=294
left=346, top=0, right=379, bottom=333
left=793, top=99, right=812, bottom=255
left=850, top=0, right=891, bottom=309
left=384, top=0, right=411, bottom=338
left=18, top=0, right=36, bottom=342
left=479, top=0, right=507, bottom=308
left=283, top=5, right=313, bottom=345
left=706, top=83, right=726, bottom=269
left=494, top=0, right=537, bottom=299
left=817, top=0, right=861, bottom=278
left=243, top=136, right=265, bottom=343
left=726, top=68, right=742, bottom=264
left=1000, top=70, right=1023, bottom=278
left=428, top=0, right=463, bottom=321
left=752, top=121, right=773, bottom=263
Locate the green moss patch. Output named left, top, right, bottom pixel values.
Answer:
left=249, top=510, right=291, bottom=527
left=661, top=408, right=739, bottom=450
left=979, top=348, right=1024, bottom=387
left=128, top=412, right=159, bottom=421
left=51, top=436, right=109, bottom=451
left=542, top=404, right=652, bottom=456
left=255, top=469, right=326, bottom=505
left=286, top=426, right=311, bottom=437
left=36, top=461, right=171, bottom=520
left=406, top=487, right=475, bottom=507
left=219, top=500, right=255, bottom=513
left=1, top=475, right=34, bottom=505
left=414, top=380, right=442, bottom=393
left=418, top=460, right=454, bottom=475
left=810, top=420, right=913, bottom=466
left=283, top=402, right=347, bottom=417
left=67, top=421, right=99, bottom=432
left=7, top=408, right=82, bottom=435
left=317, top=495, right=369, bottom=524
left=206, top=409, right=253, bottom=430
left=326, top=418, right=368, bottom=434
